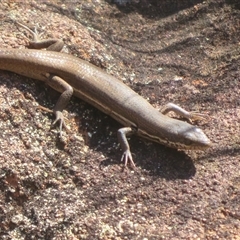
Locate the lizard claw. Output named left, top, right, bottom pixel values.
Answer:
left=52, top=111, right=67, bottom=136
left=189, top=111, right=209, bottom=121
left=121, top=150, right=136, bottom=168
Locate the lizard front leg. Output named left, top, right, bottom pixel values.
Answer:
left=160, top=102, right=208, bottom=122
left=45, top=74, right=74, bottom=136
left=117, top=127, right=136, bottom=168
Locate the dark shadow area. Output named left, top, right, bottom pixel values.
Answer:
left=225, top=0, right=240, bottom=9
left=200, top=146, right=240, bottom=160
left=37, top=0, right=207, bottom=22
left=98, top=132, right=196, bottom=180
left=107, top=0, right=205, bottom=18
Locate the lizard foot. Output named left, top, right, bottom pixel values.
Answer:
left=188, top=111, right=210, bottom=122
left=52, top=111, right=68, bottom=136
left=121, top=150, right=136, bottom=168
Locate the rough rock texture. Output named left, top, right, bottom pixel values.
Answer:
left=0, top=0, right=239, bottom=239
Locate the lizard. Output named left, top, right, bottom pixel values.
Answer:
left=0, top=22, right=211, bottom=167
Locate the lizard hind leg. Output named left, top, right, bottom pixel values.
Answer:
left=15, top=21, right=64, bottom=52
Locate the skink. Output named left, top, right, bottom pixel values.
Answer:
left=0, top=24, right=211, bottom=167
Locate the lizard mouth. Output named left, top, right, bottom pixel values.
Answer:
left=162, top=140, right=211, bottom=150
left=138, top=129, right=212, bottom=150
